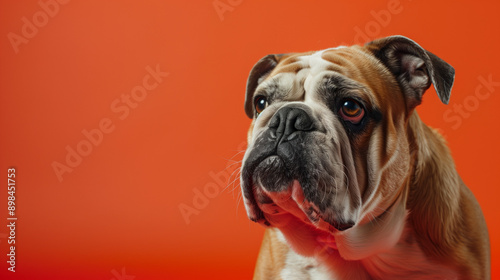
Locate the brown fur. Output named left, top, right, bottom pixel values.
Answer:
left=253, top=229, right=289, bottom=280
left=406, top=113, right=490, bottom=279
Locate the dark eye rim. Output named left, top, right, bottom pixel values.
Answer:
left=338, top=98, right=366, bottom=125
left=254, top=95, right=268, bottom=116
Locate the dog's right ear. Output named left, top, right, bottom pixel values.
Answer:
left=365, top=36, right=454, bottom=110
left=245, top=54, right=283, bottom=118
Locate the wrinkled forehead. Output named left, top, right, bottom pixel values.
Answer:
left=255, top=46, right=399, bottom=108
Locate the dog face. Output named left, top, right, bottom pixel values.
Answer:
left=240, top=36, right=454, bottom=260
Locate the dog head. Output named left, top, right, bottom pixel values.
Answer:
left=240, top=36, right=454, bottom=260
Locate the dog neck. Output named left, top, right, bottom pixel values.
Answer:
left=406, top=111, right=461, bottom=256
left=354, top=112, right=462, bottom=279
left=382, top=111, right=462, bottom=273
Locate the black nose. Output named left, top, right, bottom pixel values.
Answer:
left=269, top=106, right=315, bottom=142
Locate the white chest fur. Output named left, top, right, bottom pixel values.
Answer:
left=276, top=225, right=459, bottom=280
left=276, top=230, right=336, bottom=280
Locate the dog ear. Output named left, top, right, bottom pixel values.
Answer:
left=245, top=54, right=283, bottom=118
left=365, top=35, right=454, bottom=109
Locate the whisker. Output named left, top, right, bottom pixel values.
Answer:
left=223, top=167, right=242, bottom=194
left=235, top=191, right=245, bottom=215
left=224, top=159, right=243, bottom=170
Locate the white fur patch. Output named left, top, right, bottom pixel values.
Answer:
left=281, top=252, right=334, bottom=280
left=298, top=49, right=339, bottom=97
left=277, top=230, right=335, bottom=280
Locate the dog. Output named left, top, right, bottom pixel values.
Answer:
left=240, top=35, right=490, bottom=279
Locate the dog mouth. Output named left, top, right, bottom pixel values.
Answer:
left=242, top=143, right=355, bottom=226
left=241, top=151, right=355, bottom=254
left=251, top=174, right=353, bottom=230
left=250, top=175, right=344, bottom=251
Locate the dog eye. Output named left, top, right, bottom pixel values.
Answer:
left=254, top=96, right=268, bottom=116
left=339, top=99, right=365, bottom=124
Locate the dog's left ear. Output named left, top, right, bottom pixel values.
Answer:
left=366, top=35, right=454, bottom=109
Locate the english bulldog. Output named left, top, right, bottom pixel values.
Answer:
left=240, top=36, right=490, bottom=279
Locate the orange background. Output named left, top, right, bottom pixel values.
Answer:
left=0, top=1, right=499, bottom=279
